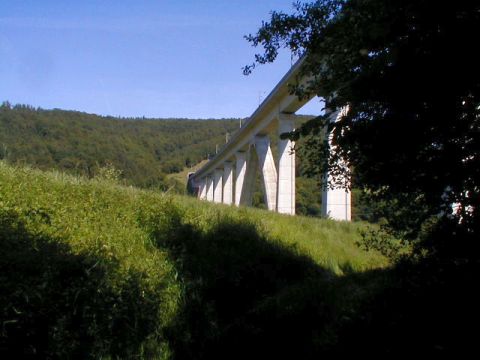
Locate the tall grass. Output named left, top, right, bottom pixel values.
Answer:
left=0, top=162, right=387, bottom=358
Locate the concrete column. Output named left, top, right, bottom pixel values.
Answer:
left=240, top=145, right=258, bottom=206
left=198, top=178, right=207, bottom=200
left=223, top=162, right=233, bottom=205
left=277, top=115, right=296, bottom=215
left=255, top=136, right=277, bottom=211
left=234, top=152, right=246, bottom=206
left=213, top=169, right=223, bottom=203
left=206, top=175, right=214, bottom=202
left=321, top=107, right=351, bottom=221
left=321, top=184, right=351, bottom=221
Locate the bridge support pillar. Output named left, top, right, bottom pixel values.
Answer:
left=255, top=136, right=277, bottom=211
left=321, top=185, right=351, bottom=221
left=213, top=169, right=223, bottom=203
left=234, top=152, right=246, bottom=206
left=206, top=175, right=213, bottom=202
left=223, top=162, right=233, bottom=205
left=277, top=115, right=296, bottom=215
left=240, top=145, right=257, bottom=206
left=198, top=178, right=207, bottom=200
left=321, top=108, right=351, bottom=221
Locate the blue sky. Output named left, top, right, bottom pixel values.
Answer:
left=0, top=0, right=321, bottom=118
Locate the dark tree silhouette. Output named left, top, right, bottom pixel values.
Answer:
left=245, top=0, right=479, bottom=254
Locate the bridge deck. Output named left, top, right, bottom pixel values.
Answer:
left=193, top=57, right=309, bottom=180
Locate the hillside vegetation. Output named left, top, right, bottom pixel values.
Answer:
left=0, top=162, right=389, bottom=358
left=0, top=103, right=238, bottom=188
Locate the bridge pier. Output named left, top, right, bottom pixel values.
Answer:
left=321, top=108, right=351, bottom=221
left=234, top=152, right=246, bottom=206
left=255, top=136, right=278, bottom=211
left=277, top=115, right=296, bottom=215
left=321, top=185, right=351, bottom=221
left=222, top=162, right=233, bottom=205
left=206, top=175, right=214, bottom=201
left=199, top=178, right=207, bottom=200
left=213, top=169, right=223, bottom=203
left=240, top=145, right=258, bottom=206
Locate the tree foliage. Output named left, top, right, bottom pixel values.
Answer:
left=245, top=0, right=480, bottom=253
left=0, top=104, right=238, bottom=189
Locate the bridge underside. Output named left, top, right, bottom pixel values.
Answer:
left=192, top=58, right=351, bottom=221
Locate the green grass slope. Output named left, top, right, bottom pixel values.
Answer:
left=0, top=162, right=387, bottom=358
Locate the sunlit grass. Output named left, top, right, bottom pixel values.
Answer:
left=0, top=161, right=387, bottom=358
left=176, top=196, right=388, bottom=274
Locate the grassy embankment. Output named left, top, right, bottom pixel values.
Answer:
left=0, top=161, right=388, bottom=358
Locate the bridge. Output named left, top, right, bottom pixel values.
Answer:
left=190, top=58, right=351, bottom=221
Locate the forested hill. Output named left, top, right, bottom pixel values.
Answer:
left=0, top=103, right=239, bottom=188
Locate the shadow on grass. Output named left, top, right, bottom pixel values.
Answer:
left=142, top=208, right=373, bottom=359
left=144, top=206, right=479, bottom=359
left=3, top=201, right=477, bottom=358
left=0, top=209, right=167, bottom=359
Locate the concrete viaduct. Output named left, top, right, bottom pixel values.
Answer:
left=190, top=58, right=351, bottom=221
